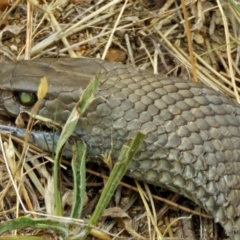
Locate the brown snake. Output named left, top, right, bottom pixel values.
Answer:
left=1, top=58, right=240, bottom=239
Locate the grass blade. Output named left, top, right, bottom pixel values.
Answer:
left=54, top=75, right=99, bottom=216
left=76, top=131, right=145, bottom=239
left=71, top=141, right=87, bottom=219
left=0, top=217, right=68, bottom=239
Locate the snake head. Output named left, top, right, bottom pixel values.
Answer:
left=0, top=58, right=104, bottom=123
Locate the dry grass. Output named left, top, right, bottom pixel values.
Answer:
left=0, top=0, right=239, bottom=239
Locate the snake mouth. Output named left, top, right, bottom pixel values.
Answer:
left=0, top=110, right=73, bottom=157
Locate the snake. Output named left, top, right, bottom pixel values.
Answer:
left=0, top=58, right=240, bottom=239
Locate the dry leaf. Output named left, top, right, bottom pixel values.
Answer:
left=0, top=0, right=11, bottom=11
left=102, top=207, right=146, bottom=240
left=105, top=49, right=126, bottom=63
left=4, top=138, right=16, bottom=174
left=102, top=150, right=113, bottom=171
left=193, top=32, right=204, bottom=45
left=15, top=113, right=26, bottom=128
left=0, top=25, right=24, bottom=41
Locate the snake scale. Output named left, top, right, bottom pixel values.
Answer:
left=0, top=58, right=240, bottom=239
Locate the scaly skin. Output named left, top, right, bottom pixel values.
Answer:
left=1, top=58, right=240, bottom=239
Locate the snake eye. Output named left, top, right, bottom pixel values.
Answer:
left=17, top=92, right=37, bottom=107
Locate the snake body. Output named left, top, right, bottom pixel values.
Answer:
left=1, top=58, right=240, bottom=238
